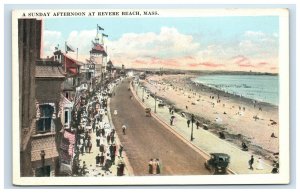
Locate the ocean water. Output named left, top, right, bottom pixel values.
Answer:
left=192, top=75, right=279, bottom=105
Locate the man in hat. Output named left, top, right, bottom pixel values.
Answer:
left=95, top=154, right=100, bottom=167
left=119, top=145, right=124, bottom=158
left=122, top=124, right=127, bottom=135
left=248, top=155, right=254, bottom=170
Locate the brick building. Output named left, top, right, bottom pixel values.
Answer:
left=18, top=19, right=67, bottom=176
left=18, top=18, right=42, bottom=176
left=32, top=59, right=65, bottom=176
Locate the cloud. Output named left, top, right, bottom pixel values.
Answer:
left=106, top=27, right=200, bottom=67
left=42, top=30, right=63, bottom=57
left=232, top=55, right=252, bottom=67
left=66, top=29, right=97, bottom=60
left=238, top=31, right=278, bottom=59
left=42, top=27, right=279, bottom=73
left=188, top=62, right=224, bottom=68
left=257, top=62, right=269, bottom=66
left=230, top=55, right=276, bottom=72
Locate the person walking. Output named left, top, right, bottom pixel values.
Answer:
left=122, top=124, right=127, bottom=135
left=111, top=144, right=117, bottom=156
left=110, top=134, right=115, bottom=144
left=100, top=143, right=105, bottom=153
left=101, top=128, right=105, bottom=137
left=107, top=134, right=111, bottom=145
left=80, top=144, right=84, bottom=156
left=256, top=157, right=264, bottom=170
left=148, top=159, right=153, bottom=174
left=84, top=139, right=89, bottom=153
left=96, top=136, right=100, bottom=147
left=117, top=159, right=125, bottom=176
left=187, top=119, right=191, bottom=128
left=152, top=159, right=157, bottom=175
left=99, top=152, right=105, bottom=167
left=196, top=121, right=200, bottom=129
left=81, top=161, right=87, bottom=175
left=88, top=140, right=92, bottom=153
left=155, top=159, right=161, bottom=175
left=248, top=155, right=254, bottom=170
left=118, top=145, right=124, bottom=158
left=109, top=144, right=117, bottom=164
left=95, top=154, right=100, bottom=167
left=104, top=153, right=112, bottom=174
left=170, top=116, right=175, bottom=126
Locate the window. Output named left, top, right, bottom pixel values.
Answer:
left=64, top=110, right=69, bottom=124
left=37, top=104, right=54, bottom=133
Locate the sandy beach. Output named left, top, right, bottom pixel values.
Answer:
left=140, top=74, right=279, bottom=164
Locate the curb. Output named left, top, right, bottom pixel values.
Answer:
left=130, top=82, right=237, bottom=175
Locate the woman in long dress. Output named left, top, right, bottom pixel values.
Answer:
left=155, top=159, right=160, bottom=174
left=148, top=159, right=153, bottom=174
left=256, top=157, right=264, bottom=170
left=152, top=159, right=157, bottom=175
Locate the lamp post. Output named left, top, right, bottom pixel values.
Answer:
left=40, top=150, right=46, bottom=176
left=191, top=114, right=195, bottom=141
left=142, top=87, right=145, bottom=102
left=154, top=92, right=157, bottom=113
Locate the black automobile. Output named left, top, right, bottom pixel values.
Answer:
left=204, top=153, right=230, bottom=174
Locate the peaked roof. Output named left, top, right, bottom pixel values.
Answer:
left=90, top=43, right=107, bottom=56
left=63, top=54, right=84, bottom=75
left=107, top=60, right=113, bottom=65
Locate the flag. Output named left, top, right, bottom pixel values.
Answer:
left=97, top=24, right=104, bottom=31
left=55, top=44, right=59, bottom=51
left=66, top=42, right=75, bottom=53
left=102, top=33, right=108, bottom=37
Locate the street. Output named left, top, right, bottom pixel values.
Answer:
left=110, top=79, right=210, bottom=176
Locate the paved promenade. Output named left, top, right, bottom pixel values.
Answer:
left=110, top=79, right=210, bottom=176
left=133, top=82, right=274, bottom=174
left=77, top=89, right=131, bottom=177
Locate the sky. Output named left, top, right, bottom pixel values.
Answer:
left=42, top=16, right=279, bottom=73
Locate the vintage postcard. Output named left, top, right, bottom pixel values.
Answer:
left=12, top=8, right=289, bottom=185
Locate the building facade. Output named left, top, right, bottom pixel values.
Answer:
left=90, top=34, right=107, bottom=79
left=18, top=18, right=42, bottom=176
left=32, top=59, right=65, bottom=176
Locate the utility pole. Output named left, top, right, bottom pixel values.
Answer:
left=191, top=114, right=195, bottom=141
left=154, top=92, right=157, bottom=113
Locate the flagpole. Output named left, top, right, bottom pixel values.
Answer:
left=64, top=41, right=67, bottom=73
left=97, top=24, right=98, bottom=35
left=77, top=48, right=78, bottom=60
left=106, top=46, right=108, bottom=72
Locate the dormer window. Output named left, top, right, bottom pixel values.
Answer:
left=54, top=53, right=62, bottom=63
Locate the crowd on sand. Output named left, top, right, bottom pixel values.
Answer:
left=141, top=74, right=279, bottom=166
